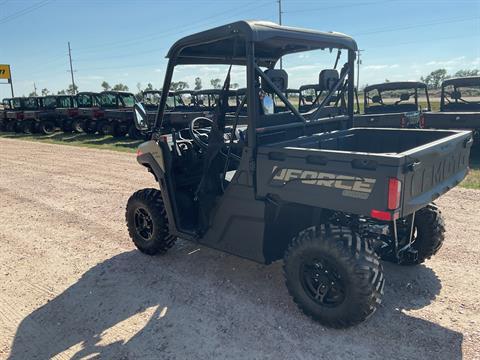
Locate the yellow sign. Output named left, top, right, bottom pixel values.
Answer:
left=0, top=64, right=11, bottom=80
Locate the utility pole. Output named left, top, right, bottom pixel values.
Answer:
left=278, top=0, right=283, bottom=69
left=68, top=41, right=77, bottom=94
left=33, top=82, right=37, bottom=96
left=357, top=49, right=363, bottom=91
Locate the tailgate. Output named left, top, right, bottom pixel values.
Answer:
left=424, top=112, right=480, bottom=130
left=400, top=130, right=472, bottom=216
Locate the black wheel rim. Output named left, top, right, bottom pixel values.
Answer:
left=134, top=207, right=154, bottom=241
left=44, top=123, right=54, bottom=133
left=300, top=257, right=346, bottom=307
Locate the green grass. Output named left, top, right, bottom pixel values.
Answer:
left=0, top=132, right=141, bottom=153
left=461, top=147, right=480, bottom=190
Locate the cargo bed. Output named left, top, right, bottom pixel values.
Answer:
left=257, top=128, right=472, bottom=218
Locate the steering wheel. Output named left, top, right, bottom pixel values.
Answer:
left=188, top=116, right=242, bottom=161
left=189, top=116, right=213, bottom=149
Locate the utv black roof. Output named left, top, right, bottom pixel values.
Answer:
left=143, top=90, right=176, bottom=96
left=194, top=89, right=223, bottom=95
left=193, top=89, right=237, bottom=96
left=442, top=76, right=480, bottom=87
left=100, top=91, right=135, bottom=96
left=175, top=90, right=195, bottom=95
left=166, top=20, right=357, bottom=67
left=364, top=81, right=427, bottom=92
left=77, top=91, right=100, bottom=95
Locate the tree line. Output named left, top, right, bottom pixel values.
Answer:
left=28, top=77, right=240, bottom=98
left=420, top=69, right=478, bottom=89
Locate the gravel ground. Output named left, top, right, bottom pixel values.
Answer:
left=0, top=137, right=479, bottom=360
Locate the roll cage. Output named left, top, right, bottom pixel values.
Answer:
left=142, top=90, right=183, bottom=110
left=99, top=91, right=136, bottom=108
left=440, top=77, right=480, bottom=112
left=154, top=20, right=357, bottom=145
left=76, top=92, right=102, bottom=108
left=24, top=96, right=44, bottom=110
left=2, top=98, right=12, bottom=110
left=363, top=81, right=430, bottom=114
left=55, top=95, right=77, bottom=108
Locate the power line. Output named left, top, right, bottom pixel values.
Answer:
left=75, top=0, right=271, bottom=53
left=284, top=1, right=383, bottom=14
left=368, top=33, right=479, bottom=49
left=356, top=16, right=479, bottom=36
left=0, top=0, right=51, bottom=25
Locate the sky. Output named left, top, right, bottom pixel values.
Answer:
left=0, top=0, right=479, bottom=98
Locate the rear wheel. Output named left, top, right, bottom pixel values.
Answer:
left=83, top=121, right=97, bottom=134
left=284, top=224, right=384, bottom=328
left=126, top=188, right=176, bottom=255
left=39, top=120, right=56, bottom=135
left=98, top=120, right=113, bottom=136
left=400, top=204, right=445, bottom=265
left=113, top=122, right=128, bottom=137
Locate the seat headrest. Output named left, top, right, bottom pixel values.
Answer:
left=319, top=69, right=339, bottom=91
left=262, top=69, right=288, bottom=93
left=451, top=90, right=462, bottom=100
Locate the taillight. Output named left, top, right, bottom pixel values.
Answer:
left=68, top=108, right=79, bottom=117
left=93, top=109, right=104, bottom=118
left=419, top=114, right=425, bottom=128
left=400, top=116, right=406, bottom=128
left=388, top=178, right=402, bottom=210
left=136, top=149, right=143, bottom=157
left=370, top=209, right=393, bottom=221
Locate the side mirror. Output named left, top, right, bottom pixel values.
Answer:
left=400, top=93, right=410, bottom=101
left=371, top=95, right=382, bottom=104
left=133, top=102, right=149, bottom=131
left=305, top=95, right=314, bottom=103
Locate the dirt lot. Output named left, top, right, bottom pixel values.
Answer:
left=0, top=138, right=479, bottom=360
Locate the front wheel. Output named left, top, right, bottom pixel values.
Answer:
left=126, top=188, right=176, bottom=255
left=284, top=224, right=384, bottom=328
left=71, top=119, right=84, bottom=133
left=128, top=124, right=144, bottom=140
left=20, top=120, right=35, bottom=134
